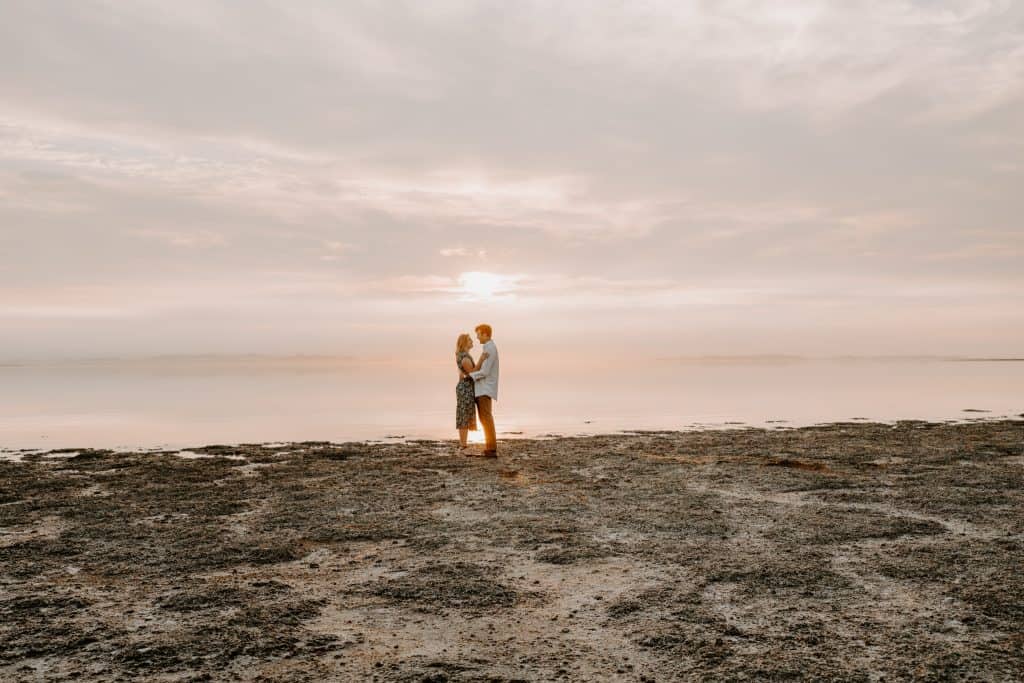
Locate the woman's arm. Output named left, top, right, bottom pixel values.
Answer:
left=472, top=352, right=489, bottom=371
left=460, top=356, right=476, bottom=375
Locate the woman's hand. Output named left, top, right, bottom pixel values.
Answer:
left=479, top=352, right=489, bottom=361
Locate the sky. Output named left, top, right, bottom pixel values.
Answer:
left=2, top=0, right=1023, bottom=363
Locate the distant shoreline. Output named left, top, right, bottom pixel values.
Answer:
left=2, top=353, right=1023, bottom=369
left=4, top=416, right=1023, bottom=459
left=657, top=355, right=1024, bottom=363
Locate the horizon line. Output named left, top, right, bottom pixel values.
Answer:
left=2, top=352, right=1023, bottom=368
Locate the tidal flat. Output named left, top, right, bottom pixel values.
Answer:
left=1, top=420, right=1022, bottom=681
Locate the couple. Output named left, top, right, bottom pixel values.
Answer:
left=454, top=323, right=499, bottom=457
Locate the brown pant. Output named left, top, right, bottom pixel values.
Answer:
left=475, top=396, right=497, bottom=452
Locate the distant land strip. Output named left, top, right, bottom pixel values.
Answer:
left=656, top=355, right=1024, bottom=363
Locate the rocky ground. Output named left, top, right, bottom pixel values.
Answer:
left=1, top=420, right=1022, bottom=681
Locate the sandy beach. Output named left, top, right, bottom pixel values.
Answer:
left=2, top=420, right=1022, bottom=681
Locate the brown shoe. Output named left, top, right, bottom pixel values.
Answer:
left=482, top=450, right=498, bottom=458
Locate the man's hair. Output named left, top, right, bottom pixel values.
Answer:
left=475, top=323, right=493, bottom=337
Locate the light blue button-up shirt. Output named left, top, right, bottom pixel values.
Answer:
left=470, top=339, right=499, bottom=400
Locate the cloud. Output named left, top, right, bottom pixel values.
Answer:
left=0, top=305, right=136, bottom=320
left=0, top=118, right=672, bottom=238
left=499, top=0, right=1024, bottom=122
left=0, top=1, right=1022, bottom=358
left=132, top=229, right=226, bottom=248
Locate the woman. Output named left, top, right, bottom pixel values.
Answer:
left=455, top=333, right=489, bottom=452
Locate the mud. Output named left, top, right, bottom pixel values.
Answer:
left=1, top=420, right=1022, bottom=681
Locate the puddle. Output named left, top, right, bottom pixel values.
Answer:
left=174, top=451, right=246, bottom=460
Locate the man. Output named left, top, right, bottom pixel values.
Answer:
left=468, top=323, right=499, bottom=457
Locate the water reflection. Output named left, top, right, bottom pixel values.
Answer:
left=1, top=356, right=1020, bottom=450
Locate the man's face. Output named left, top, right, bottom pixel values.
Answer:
left=476, top=330, right=490, bottom=344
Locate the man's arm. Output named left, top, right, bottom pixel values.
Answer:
left=471, top=346, right=495, bottom=381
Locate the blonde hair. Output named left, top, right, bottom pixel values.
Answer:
left=455, top=333, right=472, bottom=357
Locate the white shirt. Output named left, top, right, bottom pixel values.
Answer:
left=470, top=340, right=499, bottom=400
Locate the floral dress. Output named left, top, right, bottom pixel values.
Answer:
left=455, top=351, right=478, bottom=430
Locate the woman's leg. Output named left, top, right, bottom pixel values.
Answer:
left=459, top=428, right=468, bottom=447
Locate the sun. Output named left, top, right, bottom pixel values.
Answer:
left=457, top=271, right=514, bottom=300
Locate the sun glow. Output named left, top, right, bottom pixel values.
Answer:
left=457, top=271, right=515, bottom=300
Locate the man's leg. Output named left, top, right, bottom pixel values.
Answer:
left=476, top=396, right=497, bottom=454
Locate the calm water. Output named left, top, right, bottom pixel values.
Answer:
left=1, top=356, right=1021, bottom=451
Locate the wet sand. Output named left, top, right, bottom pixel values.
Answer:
left=1, top=420, right=1022, bottom=681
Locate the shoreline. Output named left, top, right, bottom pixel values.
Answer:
left=2, top=420, right=1022, bottom=680
left=3, top=414, right=1022, bottom=459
